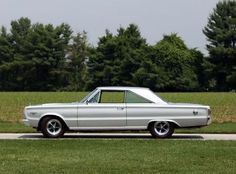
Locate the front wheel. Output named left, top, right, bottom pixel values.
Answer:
left=41, top=117, right=66, bottom=138
left=149, top=121, right=174, bottom=138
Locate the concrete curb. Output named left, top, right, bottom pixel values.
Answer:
left=0, top=133, right=236, bottom=140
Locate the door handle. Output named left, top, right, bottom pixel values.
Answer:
left=117, top=107, right=124, bottom=110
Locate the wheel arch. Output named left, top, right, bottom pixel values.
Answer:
left=37, top=113, right=69, bottom=131
left=147, top=120, right=181, bottom=130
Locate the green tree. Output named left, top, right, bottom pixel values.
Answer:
left=190, top=49, right=211, bottom=91
left=152, top=34, right=200, bottom=91
left=0, top=19, right=208, bottom=91
left=0, top=17, right=32, bottom=90
left=86, top=24, right=147, bottom=90
left=0, top=26, right=14, bottom=90
left=0, top=17, right=72, bottom=91
left=28, top=22, right=72, bottom=90
left=66, top=31, right=90, bottom=91
left=203, top=0, right=236, bottom=90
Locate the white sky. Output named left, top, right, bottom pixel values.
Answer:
left=0, top=0, right=220, bottom=55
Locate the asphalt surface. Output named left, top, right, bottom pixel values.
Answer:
left=0, top=133, right=236, bottom=140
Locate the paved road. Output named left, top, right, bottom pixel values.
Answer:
left=0, top=133, right=236, bottom=140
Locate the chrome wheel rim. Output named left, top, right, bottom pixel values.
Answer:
left=154, top=121, right=170, bottom=135
left=46, top=119, right=62, bottom=136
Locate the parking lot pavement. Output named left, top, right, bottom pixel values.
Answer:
left=0, top=133, right=236, bottom=140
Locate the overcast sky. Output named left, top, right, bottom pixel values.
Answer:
left=1, top=0, right=220, bottom=54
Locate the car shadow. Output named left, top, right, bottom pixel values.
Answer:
left=19, top=133, right=204, bottom=140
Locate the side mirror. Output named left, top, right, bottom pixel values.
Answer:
left=86, top=100, right=89, bottom=105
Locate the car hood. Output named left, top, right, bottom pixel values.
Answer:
left=25, top=102, right=80, bottom=109
left=41, top=103, right=79, bottom=106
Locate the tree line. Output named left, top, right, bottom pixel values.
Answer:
left=0, top=0, right=236, bottom=91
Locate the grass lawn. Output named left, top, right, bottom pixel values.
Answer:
left=0, top=92, right=235, bottom=133
left=0, top=140, right=235, bottom=174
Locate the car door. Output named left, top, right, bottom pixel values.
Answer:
left=78, top=90, right=126, bottom=128
left=125, top=91, right=154, bottom=127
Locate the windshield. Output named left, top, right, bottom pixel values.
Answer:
left=80, top=89, right=97, bottom=103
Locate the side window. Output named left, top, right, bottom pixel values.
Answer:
left=88, top=92, right=99, bottom=103
left=100, top=91, right=124, bottom=103
left=125, top=91, right=151, bottom=103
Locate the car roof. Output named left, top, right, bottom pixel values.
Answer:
left=97, top=86, right=149, bottom=90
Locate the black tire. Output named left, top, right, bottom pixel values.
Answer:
left=41, top=117, right=66, bottom=138
left=149, top=121, right=174, bottom=138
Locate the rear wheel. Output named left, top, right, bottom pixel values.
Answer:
left=149, top=121, right=174, bottom=138
left=41, top=117, right=65, bottom=138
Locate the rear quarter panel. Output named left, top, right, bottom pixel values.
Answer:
left=126, top=104, right=209, bottom=127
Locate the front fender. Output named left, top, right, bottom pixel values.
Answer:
left=40, top=113, right=65, bottom=120
left=38, top=113, right=68, bottom=130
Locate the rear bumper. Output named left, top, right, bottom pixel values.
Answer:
left=22, top=119, right=30, bottom=126
left=207, top=116, right=212, bottom=125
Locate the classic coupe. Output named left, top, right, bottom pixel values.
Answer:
left=23, top=87, right=211, bottom=138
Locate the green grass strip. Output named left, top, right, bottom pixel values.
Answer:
left=0, top=140, right=235, bottom=174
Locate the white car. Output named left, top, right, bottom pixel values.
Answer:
left=23, top=87, right=211, bottom=138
